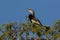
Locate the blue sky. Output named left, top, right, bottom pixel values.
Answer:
left=0, top=0, right=60, bottom=26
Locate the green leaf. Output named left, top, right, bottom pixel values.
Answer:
left=19, top=31, right=24, bottom=36
left=36, top=32, right=41, bottom=37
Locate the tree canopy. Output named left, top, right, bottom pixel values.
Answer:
left=0, top=19, right=60, bottom=40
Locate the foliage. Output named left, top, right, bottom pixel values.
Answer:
left=0, top=20, right=60, bottom=40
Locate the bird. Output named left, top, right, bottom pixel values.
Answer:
left=27, top=8, right=43, bottom=26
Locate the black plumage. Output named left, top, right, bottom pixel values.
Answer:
left=28, top=14, right=35, bottom=22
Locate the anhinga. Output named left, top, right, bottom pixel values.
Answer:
left=27, top=8, right=43, bottom=26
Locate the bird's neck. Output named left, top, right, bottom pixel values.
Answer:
left=29, top=14, right=35, bottom=20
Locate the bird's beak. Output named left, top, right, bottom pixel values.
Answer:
left=26, top=8, right=30, bottom=13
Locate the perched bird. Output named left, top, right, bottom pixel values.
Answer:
left=27, top=8, right=43, bottom=26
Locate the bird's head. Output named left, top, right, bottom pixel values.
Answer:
left=27, top=8, right=35, bottom=16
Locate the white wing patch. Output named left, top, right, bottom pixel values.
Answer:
left=31, top=19, right=40, bottom=24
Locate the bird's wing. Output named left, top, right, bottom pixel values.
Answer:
left=31, top=18, right=43, bottom=26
